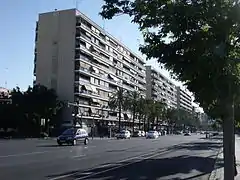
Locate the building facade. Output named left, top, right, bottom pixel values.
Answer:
left=145, top=65, right=177, bottom=109
left=34, top=9, right=146, bottom=132
left=145, top=66, right=192, bottom=112
left=176, top=87, right=192, bottom=112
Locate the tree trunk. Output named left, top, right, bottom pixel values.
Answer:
left=139, top=114, right=141, bottom=130
left=143, top=115, right=146, bottom=132
left=132, top=107, right=135, bottom=134
left=147, top=117, right=150, bottom=131
left=118, top=106, right=121, bottom=132
left=223, top=100, right=235, bottom=180
left=156, top=116, right=159, bottom=130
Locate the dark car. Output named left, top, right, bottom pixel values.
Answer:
left=57, top=128, right=89, bottom=146
left=184, top=132, right=191, bottom=136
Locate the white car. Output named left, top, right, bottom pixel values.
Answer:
left=146, top=131, right=159, bottom=139
left=116, top=130, right=131, bottom=139
left=141, top=131, right=146, bottom=137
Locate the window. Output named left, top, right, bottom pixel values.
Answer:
left=100, top=80, right=104, bottom=86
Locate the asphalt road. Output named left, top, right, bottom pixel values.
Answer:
left=0, top=135, right=222, bottom=180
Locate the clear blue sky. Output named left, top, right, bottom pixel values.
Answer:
left=0, top=0, right=180, bottom=91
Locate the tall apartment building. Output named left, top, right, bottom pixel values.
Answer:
left=145, top=66, right=178, bottom=109
left=34, top=9, right=146, bottom=131
left=176, top=87, right=192, bottom=112
left=145, top=66, right=192, bottom=112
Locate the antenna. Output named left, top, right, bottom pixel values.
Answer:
left=76, top=0, right=78, bottom=10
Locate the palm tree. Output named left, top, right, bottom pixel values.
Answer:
left=125, top=91, right=141, bottom=133
left=108, top=87, right=127, bottom=131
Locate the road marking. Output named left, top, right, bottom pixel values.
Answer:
left=71, top=155, right=86, bottom=159
left=0, top=151, right=53, bottom=158
left=48, top=148, right=168, bottom=180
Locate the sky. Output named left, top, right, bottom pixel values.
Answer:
left=0, top=0, right=201, bottom=110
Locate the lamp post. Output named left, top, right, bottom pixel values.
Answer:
left=108, top=122, right=116, bottom=138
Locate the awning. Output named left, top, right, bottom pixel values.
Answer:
left=108, top=74, right=118, bottom=82
left=118, top=113, right=124, bottom=118
left=90, top=85, right=98, bottom=94
left=91, top=66, right=99, bottom=73
left=124, top=113, right=131, bottom=119
left=91, top=98, right=99, bottom=103
left=82, top=84, right=92, bottom=91
left=89, top=107, right=96, bottom=114
left=130, top=69, right=136, bottom=74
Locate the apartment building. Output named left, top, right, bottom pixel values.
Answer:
left=176, top=87, right=192, bottom=112
left=145, top=66, right=178, bottom=109
left=34, top=9, right=146, bottom=131
left=145, top=65, right=192, bottom=112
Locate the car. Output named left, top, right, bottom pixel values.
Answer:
left=116, top=130, right=131, bottom=139
left=146, top=131, right=159, bottom=139
left=141, top=131, right=146, bottom=137
left=133, top=131, right=142, bottom=137
left=57, top=128, right=89, bottom=146
left=184, top=132, right=191, bottom=136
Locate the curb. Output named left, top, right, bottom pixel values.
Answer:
left=209, top=146, right=224, bottom=180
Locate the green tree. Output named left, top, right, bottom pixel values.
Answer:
left=125, top=91, right=141, bottom=133
left=153, top=101, right=166, bottom=130
left=108, top=87, right=127, bottom=131
left=136, top=97, right=146, bottom=130
left=100, top=1, right=240, bottom=177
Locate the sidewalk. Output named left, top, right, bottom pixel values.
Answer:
left=209, top=135, right=240, bottom=180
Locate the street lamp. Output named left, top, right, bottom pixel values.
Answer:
left=108, top=122, right=115, bottom=138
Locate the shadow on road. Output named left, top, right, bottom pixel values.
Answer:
left=46, top=140, right=223, bottom=180
left=166, top=141, right=222, bottom=151
left=47, top=155, right=223, bottom=180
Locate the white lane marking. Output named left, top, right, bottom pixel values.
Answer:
left=0, top=151, right=54, bottom=158
left=72, top=155, right=86, bottom=159
left=48, top=148, right=167, bottom=180
left=75, top=151, right=166, bottom=180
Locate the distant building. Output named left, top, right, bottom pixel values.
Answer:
left=145, top=65, right=192, bottom=111
left=145, top=65, right=177, bottom=109
left=176, top=87, right=192, bottom=112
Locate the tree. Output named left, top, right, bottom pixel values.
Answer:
left=108, top=87, right=127, bottom=131
left=152, top=101, right=166, bottom=130
left=125, top=91, right=141, bottom=133
left=136, top=97, right=146, bottom=130
left=100, top=1, right=240, bottom=178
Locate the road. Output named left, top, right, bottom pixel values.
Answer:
left=0, top=135, right=222, bottom=180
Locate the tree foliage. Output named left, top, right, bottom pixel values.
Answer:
left=0, top=84, right=63, bottom=137
left=100, top=0, right=240, bottom=118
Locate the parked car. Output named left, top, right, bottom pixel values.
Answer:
left=57, top=128, right=89, bottom=146
left=116, top=130, right=131, bottom=139
left=184, top=132, right=191, bottom=136
left=146, top=131, right=159, bottom=139
left=133, top=131, right=142, bottom=137
left=141, top=131, right=146, bottom=137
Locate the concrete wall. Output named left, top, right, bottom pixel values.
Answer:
left=36, top=9, right=76, bottom=103
left=145, top=65, right=152, bottom=100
